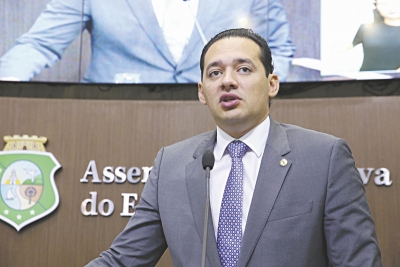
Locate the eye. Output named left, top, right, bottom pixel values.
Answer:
left=239, top=67, right=251, bottom=73
left=209, top=70, right=221, bottom=77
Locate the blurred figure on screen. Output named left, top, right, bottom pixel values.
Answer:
left=0, top=0, right=295, bottom=83
left=352, top=0, right=400, bottom=71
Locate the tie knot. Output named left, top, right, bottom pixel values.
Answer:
left=227, top=140, right=248, bottom=159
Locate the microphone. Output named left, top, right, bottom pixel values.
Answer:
left=202, top=149, right=215, bottom=170
left=201, top=149, right=214, bottom=267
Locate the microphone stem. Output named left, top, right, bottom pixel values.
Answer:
left=201, top=167, right=210, bottom=267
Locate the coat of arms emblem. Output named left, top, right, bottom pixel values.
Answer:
left=0, top=135, right=61, bottom=231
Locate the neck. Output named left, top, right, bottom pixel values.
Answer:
left=220, top=115, right=269, bottom=139
left=384, top=18, right=400, bottom=26
left=226, top=127, right=254, bottom=139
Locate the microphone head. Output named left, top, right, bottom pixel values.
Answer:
left=202, top=149, right=215, bottom=170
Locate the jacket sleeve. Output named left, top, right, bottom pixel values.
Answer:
left=0, top=0, right=90, bottom=80
left=324, top=139, right=381, bottom=266
left=85, top=148, right=168, bottom=267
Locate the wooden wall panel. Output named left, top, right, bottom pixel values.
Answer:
left=0, top=96, right=399, bottom=266
left=0, top=98, right=215, bottom=266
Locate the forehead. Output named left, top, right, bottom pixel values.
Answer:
left=204, top=37, right=262, bottom=65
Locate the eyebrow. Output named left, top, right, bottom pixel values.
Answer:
left=205, top=60, right=223, bottom=73
left=205, top=58, right=256, bottom=73
left=235, top=58, right=255, bottom=67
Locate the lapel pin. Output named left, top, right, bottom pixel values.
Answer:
left=280, top=158, right=288, bottom=167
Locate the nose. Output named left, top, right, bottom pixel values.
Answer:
left=220, top=69, right=238, bottom=91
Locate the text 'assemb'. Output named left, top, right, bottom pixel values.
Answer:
left=79, top=160, right=153, bottom=217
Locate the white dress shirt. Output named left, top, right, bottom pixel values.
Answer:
left=211, top=116, right=271, bottom=239
left=151, top=0, right=199, bottom=63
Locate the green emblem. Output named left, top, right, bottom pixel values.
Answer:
left=0, top=136, right=61, bottom=231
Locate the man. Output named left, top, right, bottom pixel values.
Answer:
left=0, top=0, right=294, bottom=83
left=86, top=29, right=381, bottom=266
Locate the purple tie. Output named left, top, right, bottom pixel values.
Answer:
left=217, top=140, right=248, bottom=267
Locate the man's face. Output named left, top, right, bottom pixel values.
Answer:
left=198, top=37, right=279, bottom=138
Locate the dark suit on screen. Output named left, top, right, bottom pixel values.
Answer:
left=86, top=118, right=381, bottom=267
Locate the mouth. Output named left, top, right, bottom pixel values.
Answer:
left=220, top=93, right=241, bottom=108
left=220, top=93, right=241, bottom=103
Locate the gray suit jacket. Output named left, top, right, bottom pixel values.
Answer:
left=0, top=0, right=294, bottom=83
left=86, top=118, right=381, bottom=266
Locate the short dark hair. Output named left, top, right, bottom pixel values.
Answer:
left=200, top=28, right=274, bottom=80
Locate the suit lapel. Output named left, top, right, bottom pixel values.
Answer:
left=238, top=118, right=292, bottom=267
left=186, top=131, right=221, bottom=267
left=178, top=0, right=222, bottom=68
left=124, top=0, right=223, bottom=70
left=124, top=0, right=175, bottom=67
left=185, top=119, right=292, bottom=266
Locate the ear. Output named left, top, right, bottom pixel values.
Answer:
left=268, top=74, right=280, bottom=98
left=198, top=82, right=207, bottom=105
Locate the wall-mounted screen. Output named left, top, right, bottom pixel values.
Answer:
left=1, top=0, right=399, bottom=84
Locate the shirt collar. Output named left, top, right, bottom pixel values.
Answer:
left=214, top=116, right=270, bottom=160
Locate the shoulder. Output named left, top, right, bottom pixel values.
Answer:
left=166, top=131, right=214, bottom=149
left=358, top=23, right=383, bottom=34
left=274, top=122, right=355, bottom=168
left=159, top=130, right=215, bottom=159
left=278, top=122, right=342, bottom=150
